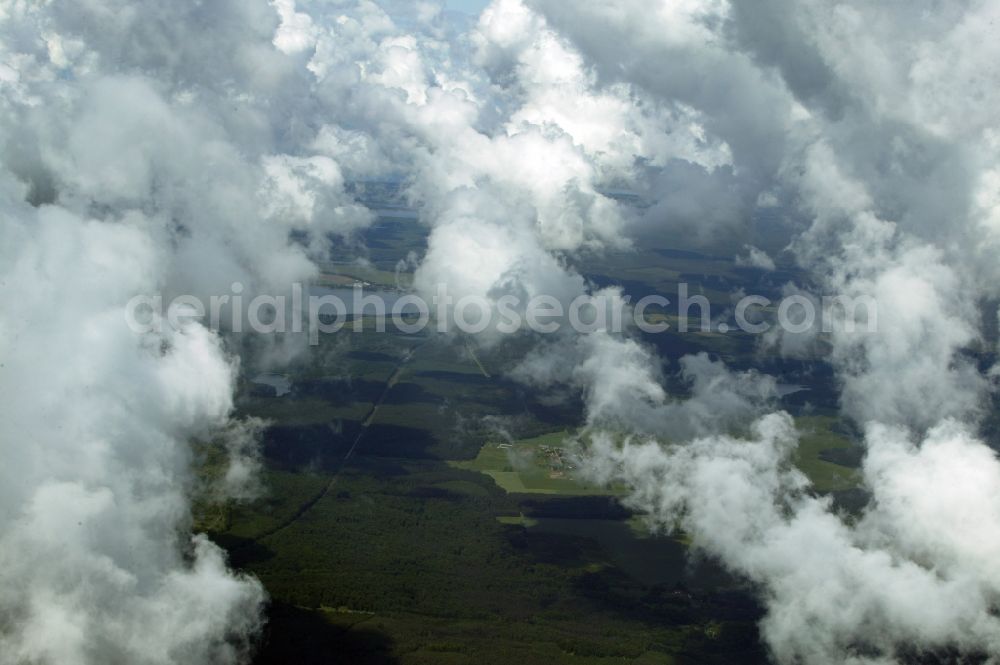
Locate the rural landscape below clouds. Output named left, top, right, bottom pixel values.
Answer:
left=2, top=1, right=1000, bottom=664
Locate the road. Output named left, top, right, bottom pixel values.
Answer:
left=237, top=342, right=423, bottom=548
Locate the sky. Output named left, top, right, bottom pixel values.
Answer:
left=2, top=1, right=1000, bottom=664
left=443, top=0, right=491, bottom=13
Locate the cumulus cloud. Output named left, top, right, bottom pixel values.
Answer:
left=0, top=194, right=266, bottom=663
left=280, top=5, right=1000, bottom=659
left=583, top=414, right=1000, bottom=663
left=210, top=417, right=269, bottom=503
left=735, top=244, right=776, bottom=271
left=490, top=1, right=1000, bottom=661
left=0, top=1, right=382, bottom=662
left=4, top=0, right=1000, bottom=663
left=512, top=335, right=777, bottom=441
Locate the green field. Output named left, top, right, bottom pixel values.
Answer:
left=792, top=415, right=862, bottom=492
left=200, top=457, right=762, bottom=665
left=190, top=230, right=852, bottom=665
left=195, top=316, right=769, bottom=664
left=449, top=431, right=621, bottom=496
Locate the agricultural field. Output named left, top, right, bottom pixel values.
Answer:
left=448, top=430, right=620, bottom=496
left=191, top=220, right=854, bottom=664
left=792, top=415, right=863, bottom=493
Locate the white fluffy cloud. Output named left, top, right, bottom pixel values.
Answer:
left=0, top=196, right=265, bottom=663
left=583, top=415, right=1000, bottom=664
left=496, top=1, right=1000, bottom=661
left=4, top=0, right=1000, bottom=663
left=0, top=1, right=382, bottom=662
left=735, top=244, right=776, bottom=271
